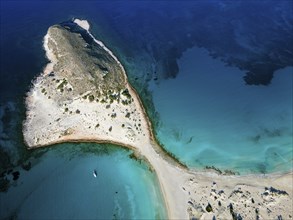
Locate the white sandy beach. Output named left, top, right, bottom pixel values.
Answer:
left=23, top=19, right=293, bottom=219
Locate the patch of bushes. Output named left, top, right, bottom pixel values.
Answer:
left=122, top=89, right=131, bottom=99
left=88, top=95, right=95, bottom=102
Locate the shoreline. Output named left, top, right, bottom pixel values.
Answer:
left=27, top=136, right=293, bottom=179
left=72, top=19, right=291, bottom=178
left=23, top=19, right=293, bottom=219
left=74, top=19, right=187, bottom=169
left=25, top=135, right=173, bottom=217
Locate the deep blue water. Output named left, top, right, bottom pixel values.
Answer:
left=1, top=0, right=292, bottom=218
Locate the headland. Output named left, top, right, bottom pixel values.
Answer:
left=23, top=19, right=293, bottom=219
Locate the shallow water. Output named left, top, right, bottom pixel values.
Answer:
left=0, top=143, right=167, bottom=219
left=0, top=2, right=169, bottom=217
left=151, top=47, right=292, bottom=174
left=1, top=1, right=292, bottom=218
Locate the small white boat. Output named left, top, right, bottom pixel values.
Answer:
left=93, top=170, right=97, bottom=178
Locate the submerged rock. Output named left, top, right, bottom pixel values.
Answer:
left=0, top=177, right=10, bottom=192
left=21, top=161, right=32, bottom=171
left=12, top=171, right=20, bottom=181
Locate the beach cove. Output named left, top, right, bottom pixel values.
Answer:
left=23, top=19, right=293, bottom=219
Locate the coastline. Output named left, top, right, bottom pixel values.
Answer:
left=151, top=45, right=293, bottom=174
left=23, top=19, right=293, bottom=219
left=74, top=19, right=187, bottom=169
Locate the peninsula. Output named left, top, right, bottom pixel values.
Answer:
left=23, top=19, right=293, bottom=219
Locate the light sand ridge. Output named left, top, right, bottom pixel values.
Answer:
left=23, top=19, right=293, bottom=220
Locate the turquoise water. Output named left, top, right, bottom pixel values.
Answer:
left=0, top=2, right=169, bottom=218
left=150, top=47, right=293, bottom=174
left=1, top=1, right=292, bottom=218
left=0, top=143, right=167, bottom=219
